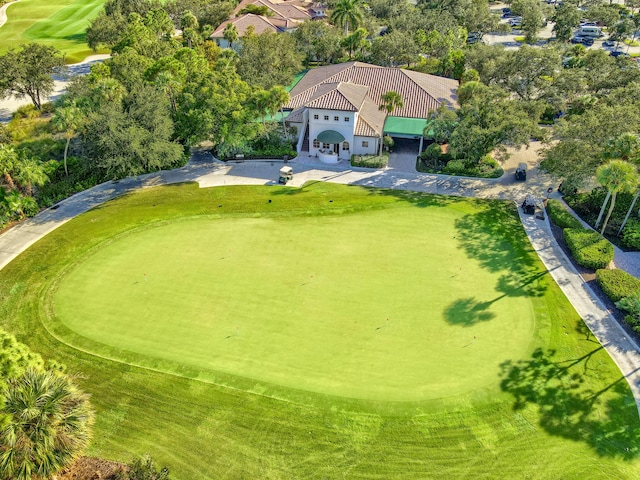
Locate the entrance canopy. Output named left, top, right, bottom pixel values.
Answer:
left=383, top=117, right=431, bottom=138
left=317, top=130, right=345, bottom=143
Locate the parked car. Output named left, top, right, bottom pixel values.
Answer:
left=467, top=32, right=484, bottom=44
left=502, top=7, right=511, bottom=14
left=603, top=39, right=615, bottom=47
left=610, top=50, right=630, bottom=58
left=581, top=37, right=594, bottom=46
left=515, top=163, right=527, bottom=182
left=509, top=17, right=523, bottom=26
left=570, top=36, right=585, bottom=44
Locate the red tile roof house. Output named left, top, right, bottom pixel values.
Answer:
left=211, top=0, right=313, bottom=48
left=284, top=62, right=459, bottom=164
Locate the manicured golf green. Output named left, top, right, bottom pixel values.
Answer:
left=1, top=182, right=639, bottom=478
left=0, top=0, right=106, bottom=62
left=53, top=210, right=534, bottom=402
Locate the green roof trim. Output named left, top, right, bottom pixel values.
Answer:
left=317, top=130, right=345, bottom=143
left=383, top=117, right=432, bottom=137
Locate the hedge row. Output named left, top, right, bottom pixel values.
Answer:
left=351, top=153, right=389, bottom=169
left=546, top=200, right=583, bottom=230
left=596, top=268, right=640, bottom=302
left=563, top=228, right=614, bottom=270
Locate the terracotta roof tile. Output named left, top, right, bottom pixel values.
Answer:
left=287, top=62, right=458, bottom=118
left=355, top=98, right=385, bottom=137
left=211, top=14, right=279, bottom=37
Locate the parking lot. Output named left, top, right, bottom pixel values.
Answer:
left=481, top=2, right=640, bottom=57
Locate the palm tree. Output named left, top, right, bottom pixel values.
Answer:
left=268, top=85, right=290, bottom=139
left=16, top=156, right=49, bottom=197
left=52, top=103, right=84, bottom=176
left=378, top=91, right=403, bottom=154
left=594, top=160, right=639, bottom=236
left=223, top=23, right=239, bottom=48
left=0, top=369, right=95, bottom=480
left=330, top=0, right=363, bottom=35
left=0, top=144, right=19, bottom=190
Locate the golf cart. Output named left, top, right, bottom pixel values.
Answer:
left=278, top=166, right=293, bottom=184
left=515, top=163, right=527, bottom=181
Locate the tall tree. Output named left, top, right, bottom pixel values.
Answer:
left=237, top=31, right=303, bottom=89
left=378, top=91, right=403, bottom=154
left=293, top=21, right=343, bottom=66
left=595, top=160, right=638, bottom=235
left=223, top=23, right=238, bottom=48
left=52, top=103, right=85, bottom=176
left=0, top=44, right=67, bottom=110
left=379, top=90, right=404, bottom=115
left=330, top=0, right=363, bottom=35
left=511, top=0, right=546, bottom=43
left=0, top=369, right=94, bottom=480
left=552, top=2, right=581, bottom=42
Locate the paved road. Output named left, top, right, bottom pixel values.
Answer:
left=1, top=150, right=640, bottom=415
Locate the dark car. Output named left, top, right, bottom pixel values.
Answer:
left=570, top=36, right=585, bottom=44
left=502, top=7, right=511, bottom=14
left=515, top=163, right=527, bottom=181
left=467, top=32, right=483, bottom=44
left=610, top=50, right=629, bottom=58
left=581, top=37, right=594, bottom=46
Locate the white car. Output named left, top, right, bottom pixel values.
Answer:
left=509, top=17, right=523, bottom=27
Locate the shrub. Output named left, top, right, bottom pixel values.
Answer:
left=351, top=153, right=389, bottom=168
left=621, top=218, right=640, bottom=250
left=442, top=159, right=466, bottom=175
left=12, top=104, right=41, bottom=120
left=547, top=199, right=583, bottom=229
left=476, top=155, right=503, bottom=177
left=564, top=228, right=614, bottom=269
left=597, top=268, right=640, bottom=302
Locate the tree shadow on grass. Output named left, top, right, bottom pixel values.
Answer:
left=444, top=297, right=496, bottom=326
left=500, top=347, right=640, bottom=458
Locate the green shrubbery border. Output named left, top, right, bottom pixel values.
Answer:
left=564, top=228, right=614, bottom=270
left=546, top=200, right=583, bottom=230
left=596, top=268, right=640, bottom=303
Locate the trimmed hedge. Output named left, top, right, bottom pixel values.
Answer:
left=546, top=199, right=583, bottom=230
left=351, top=153, right=389, bottom=169
left=564, top=228, right=614, bottom=270
left=621, top=218, right=640, bottom=250
left=597, top=268, right=640, bottom=302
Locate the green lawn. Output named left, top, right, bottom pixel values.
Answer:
left=1, top=182, right=639, bottom=478
left=0, top=0, right=107, bottom=63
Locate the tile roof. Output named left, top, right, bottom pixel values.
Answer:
left=305, top=82, right=369, bottom=111
left=211, top=14, right=279, bottom=37
left=233, top=0, right=311, bottom=20
left=286, top=62, right=458, bottom=118
left=354, top=98, right=386, bottom=137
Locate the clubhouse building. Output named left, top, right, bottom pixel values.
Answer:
left=284, top=62, right=459, bottom=163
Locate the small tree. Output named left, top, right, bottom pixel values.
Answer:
left=0, top=43, right=67, bottom=110
left=595, top=160, right=639, bottom=236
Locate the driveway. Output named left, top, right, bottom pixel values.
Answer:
left=387, top=137, right=420, bottom=173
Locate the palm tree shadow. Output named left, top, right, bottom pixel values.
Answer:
left=444, top=297, right=496, bottom=326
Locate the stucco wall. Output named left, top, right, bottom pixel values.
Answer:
left=308, top=109, right=355, bottom=160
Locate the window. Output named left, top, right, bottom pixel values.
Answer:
left=323, top=143, right=330, bottom=149
left=342, top=141, right=350, bottom=151
left=313, top=114, right=319, bottom=120
left=362, top=141, right=369, bottom=148
left=344, top=117, right=350, bottom=122
left=313, top=139, right=320, bottom=148
left=324, top=115, right=329, bottom=120
left=334, top=116, right=339, bottom=121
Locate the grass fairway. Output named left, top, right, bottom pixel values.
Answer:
left=0, top=0, right=107, bottom=62
left=1, top=182, right=640, bottom=478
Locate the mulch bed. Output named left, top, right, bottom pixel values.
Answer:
left=58, top=457, right=127, bottom=480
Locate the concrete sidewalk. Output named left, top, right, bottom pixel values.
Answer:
left=1, top=153, right=640, bottom=414
left=519, top=208, right=640, bottom=414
